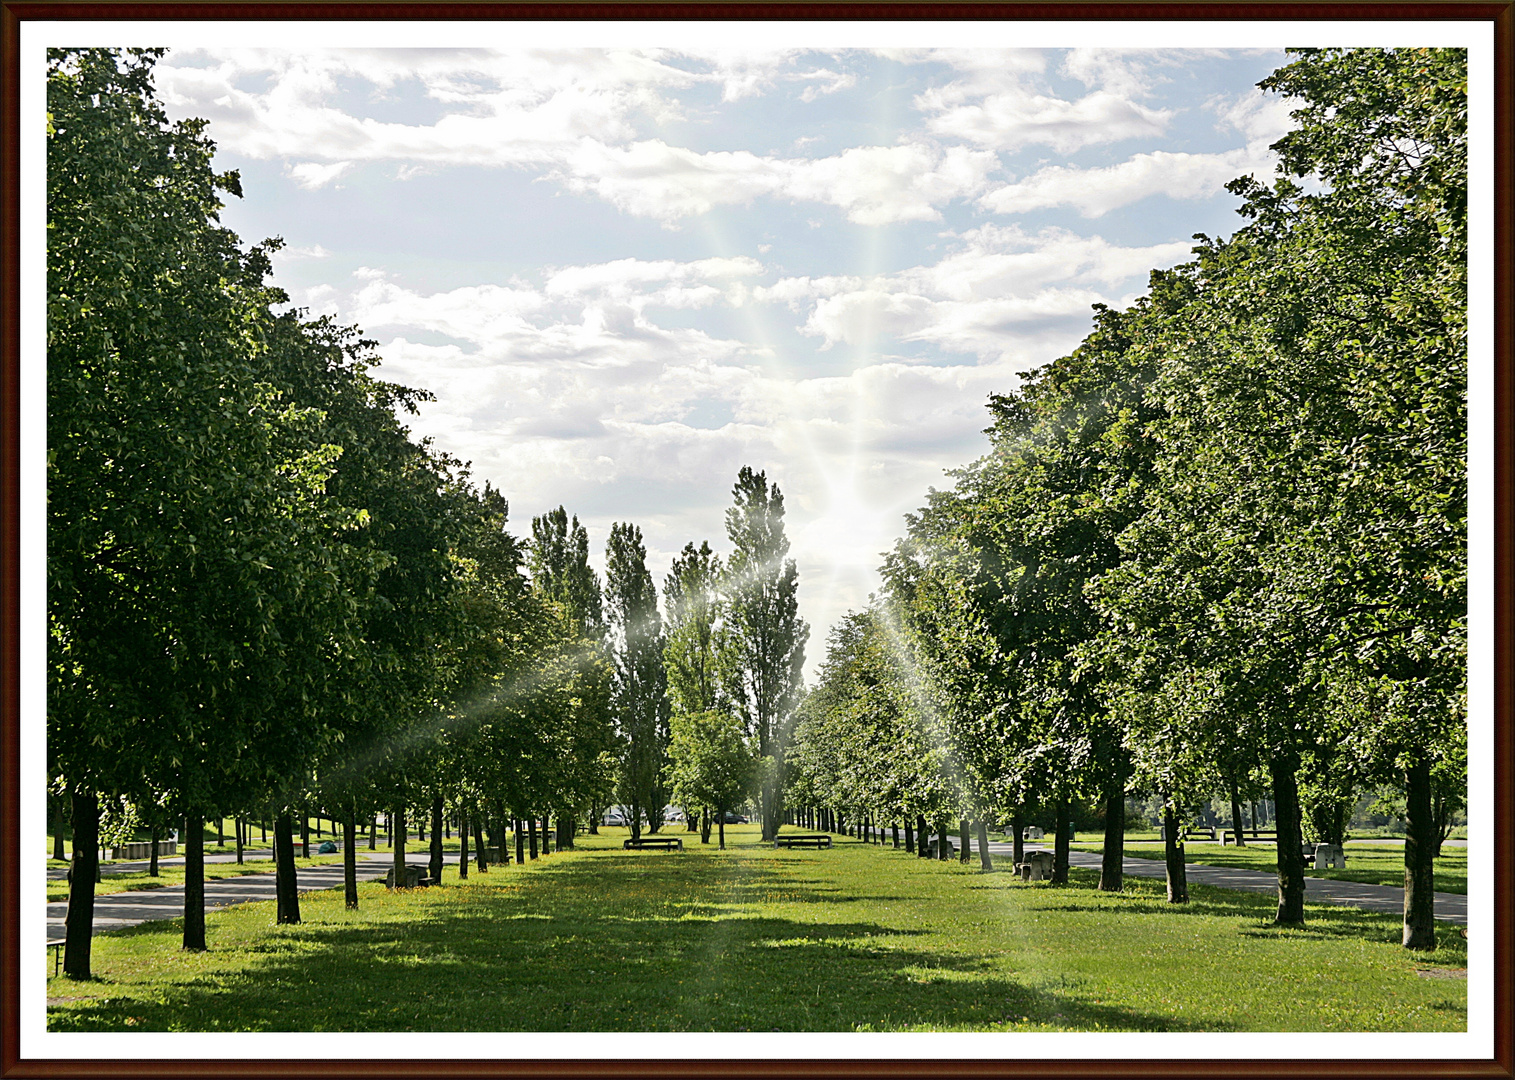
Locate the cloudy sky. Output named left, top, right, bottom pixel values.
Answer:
left=150, top=42, right=1296, bottom=677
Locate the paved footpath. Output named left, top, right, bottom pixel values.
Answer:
left=961, top=839, right=1467, bottom=924
left=46, top=852, right=454, bottom=940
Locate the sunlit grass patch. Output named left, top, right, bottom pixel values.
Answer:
left=48, top=828, right=1465, bottom=1033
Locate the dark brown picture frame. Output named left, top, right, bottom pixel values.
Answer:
left=2, top=4, right=1510, bottom=1077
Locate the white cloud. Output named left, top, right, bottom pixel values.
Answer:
left=286, top=160, right=352, bottom=188
left=758, top=224, right=1192, bottom=361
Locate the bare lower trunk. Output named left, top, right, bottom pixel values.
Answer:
left=235, top=816, right=244, bottom=864
left=1230, top=783, right=1246, bottom=847
left=52, top=796, right=67, bottom=862
left=1099, top=785, right=1125, bottom=892
left=958, top=819, right=971, bottom=864
left=392, top=806, right=407, bottom=886
left=474, top=817, right=489, bottom=872
left=976, top=820, right=992, bottom=871
left=343, top=813, right=358, bottom=909
left=1051, top=800, right=1070, bottom=885
left=1403, top=756, right=1437, bottom=949
left=458, top=809, right=470, bottom=879
left=184, top=812, right=207, bottom=947
left=430, top=796, right=445, bottom=884
left=1271, top=758, right=1307, bottom=926
left=274, top=812, right=300, bottom=923
left=1161, top=804, right=1188, bottom=903
left=514, top=818, right=525, bottom=866
left=300, top=813, right=310, bottom=859
left=902, top=816, right=913, bottom=853
left=1011, top=809, right=1024, bottom=866
left=700, top=809, right=712, bottom=844
left=916, top=815, right=929, bottom=858
left=529, top=817, right=539, bottom=860
left=718, top=810, right=726, bottom=850
left=149, top=824, right=161, bottom=877
left=63, top=790, right=99, bottom=978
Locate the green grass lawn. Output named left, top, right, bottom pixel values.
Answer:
left=46, top=826, right=1465, bottom=1033
left=1068, top=842, right=1468, bottom=895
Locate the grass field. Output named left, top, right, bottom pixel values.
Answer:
left=46, top=826, right=1465, bottom=1033
left=1068, top=842, right=1469, bottom=895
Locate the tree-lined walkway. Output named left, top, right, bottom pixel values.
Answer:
left=46, top=854, right=411, bottom=938
left=969, top=840, right=1468, bottom=924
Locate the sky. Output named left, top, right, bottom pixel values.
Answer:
left=150, top=44, right=1296, bottom=680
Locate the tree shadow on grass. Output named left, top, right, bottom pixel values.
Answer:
left=50, top=856, right=1215, bottom=1035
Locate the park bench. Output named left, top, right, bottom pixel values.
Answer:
left=1222, top=829, right=1278, bottom=845
left=774, top=834, right=832, bottom=849
left=1016, top=850, right=1056, bottom=881
left=926, top=837, right=957, bottom=858
left=48, top=938, right=63, bottom=977
left=385, top=864, right=435, bottom=888
left=623, top=837, right=682, bottom=851
left=1181, top=826, right=1218, bottom=841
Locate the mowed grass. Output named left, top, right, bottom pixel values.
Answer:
left=47, top=826, right=1465, bottom=1033
left=1069, top=842, right=1469, bottom=895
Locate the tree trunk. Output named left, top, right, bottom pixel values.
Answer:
left=392, top=806, right=407, bottom=887
left=63, top=790, right=99, bottom=978
left=217, top=818, right=224, bottom=847
left=149, top=823, right=161, bottom=877
left=1230, top=782, right=1246, bottom=847
left=235, top=816, right=245, bottom=864
left=902, top=815, right=913, bottom=853
left=629, top=798, right=642, bottom=843
left=1011, top=809, right=1024, bottom=866
left=1161, top=804, right=1188, bottom=903
left=458, top=809, right=470, bottom=879
left=1271, top=758, right=1307, bottom=926
left=935, top=818, right=949, bottom=861
left=1403, top=756, right=1437, bottom=949
left=52, top=796, right=67, bottom=861
left=700, top=808, right=712, bottom=844
left=274, top=812, right=300, bottom=923
left=915, top=815, right=929, bottom=858
left=1099, top=784, right=1125, bottom=892
left=718, top=808, right=726, bottom=850
left=542, top=817, right=552, bottom=854
left=976, top=820, right=992, bottom=871
left=515, top=818, right=525, bottom=866
left=430, top=796, right=445, bottom=884
left=686, top=809, right=699, bottom=833
left=300, top=812, right=310, bottom=859
left=958, top=819, right=971, bottom=863
left=529, top=817, right=540, bottom=860
left=1051, top=800, right=1071, bottom=884
left=343, top=812, right=358, bottom=909
left=473, top=817, right=489, bottom=872
left=183, top=812, right=208, bottom=948
left=369, top=816, right=376, bottom=850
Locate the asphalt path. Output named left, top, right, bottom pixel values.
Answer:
left=48, top=837, right=1466, bottom=943
left=46, top=851, right=457, bottom=940
left=932, top=838, right=1467, bottom=924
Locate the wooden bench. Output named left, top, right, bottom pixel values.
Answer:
left=774, top=834, right=832, bottom=849
left=48, top=938, right=63, bottom=977
left=1182, top=826, right=1218, bottom=841
left=1222, top=830, right=1278, bottom=845
left=623, top=837, right=682, bottom=851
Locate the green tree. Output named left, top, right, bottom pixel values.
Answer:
left=605, top=522, right=669, bottom=839
left=723, top=468, right=808, bottom=842
left=666, top=710, right=756, bottom=849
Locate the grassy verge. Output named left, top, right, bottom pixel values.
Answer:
left=47, top=826, right=1464, bottom=1033
left=1068, top=842, right=1468, bottom=895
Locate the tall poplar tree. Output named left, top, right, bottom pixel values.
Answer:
left=605, top=522, right=669, bottom=838
left=723, top=467, right=808, bottom=842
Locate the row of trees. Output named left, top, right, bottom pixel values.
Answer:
left=787, top=47, right=1468, bottom=950
left=47, top=47, right=811, bottom=978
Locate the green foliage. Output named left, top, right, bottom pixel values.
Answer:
left=665, top=709, right=757, bottom=824
left=607, top=522, right=669, bottom=832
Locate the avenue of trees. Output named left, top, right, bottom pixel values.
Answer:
left=787, top=47, right=1468, bottom=950
left=47, top=47, right=808, bottom=978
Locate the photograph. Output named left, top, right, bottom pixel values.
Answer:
left=5, top=8, right=1504, bottom=1075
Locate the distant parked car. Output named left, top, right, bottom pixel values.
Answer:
left=603, top=812, right=627, bottom=827
left=722, top=812, right=747, bottom=824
